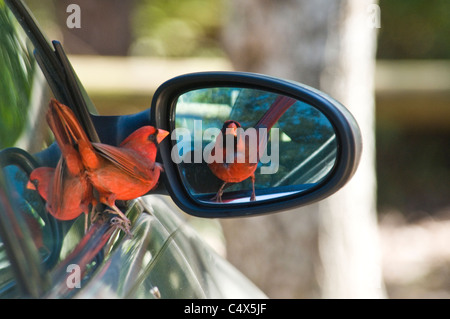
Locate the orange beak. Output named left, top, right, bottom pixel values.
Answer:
left=156, top=129, right=170, bottom=144
left=226, top=123, right=238, bottom=137
left=27, top=180, right=36, bottom=190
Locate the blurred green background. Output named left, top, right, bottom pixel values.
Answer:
left=376, top=0, right=450, bottom=220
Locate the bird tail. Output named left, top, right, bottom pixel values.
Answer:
left=255, top=95, right=297, bottom=130
left=47, top=99, right=92, bottom=149
left=47, top=99, right=99, bottom=171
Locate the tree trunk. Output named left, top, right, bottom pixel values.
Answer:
left=221, top=0, right=385, bottom=298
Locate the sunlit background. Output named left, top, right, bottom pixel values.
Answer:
left=14, top=0, right=450, bottom=298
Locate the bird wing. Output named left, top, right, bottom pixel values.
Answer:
left=48, top=158, right=66, bottom=218
left=92, top=142, right=152, bottom=182
left=47, top=99, right=97, bottom=174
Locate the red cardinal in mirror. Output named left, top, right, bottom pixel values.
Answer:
left=28, top=99, right=169, bottom=234
left=207, top=95, right=297, bottom=202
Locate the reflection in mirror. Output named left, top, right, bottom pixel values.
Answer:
left=172, top=87, right=337, bottom=204
left=1, top=159, right=58, bottom=269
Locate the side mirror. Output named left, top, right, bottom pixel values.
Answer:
left=151, top=72, right=362, bottom=218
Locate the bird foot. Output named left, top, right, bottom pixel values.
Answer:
left=210, top=182, right=226, bottom=203
left=110, top=216, right=132, bottom=238
left=91, top=210, right=107, bottom=224
left=104, top=207, right=132, bottom=238
left=210, top=193, right=222, bottom=203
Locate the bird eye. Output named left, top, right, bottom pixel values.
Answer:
left=148, top=134, right=156, bottom=142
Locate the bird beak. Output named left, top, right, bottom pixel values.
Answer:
left=156, top=129, right=170, bottom=144
left=229, top=127, right=238, bottom=137
left=226, top=125, right=238, bottom=137
left=27, top=180, right=36, bottom=190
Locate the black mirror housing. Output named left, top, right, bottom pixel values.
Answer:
left=151, top=71, right=362, bottom=218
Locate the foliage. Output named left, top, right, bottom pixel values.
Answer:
left=20, top=0, right=450, bottom=60
left=0, top=1, right=35, bottom=149
left=131, top=0, right=225, bottom=57
left=378, top=0, right=450, bottom=59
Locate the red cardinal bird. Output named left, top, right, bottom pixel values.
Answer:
left=53, top=99, right=169, bottom=233
left=207, top=95, right=297, bottom=202
left=29, top=99, right=169, bottom=234
left=28, top=101, right=94, bottom=232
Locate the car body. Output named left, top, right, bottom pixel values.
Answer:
left=0, top=0, right=361, bottom=299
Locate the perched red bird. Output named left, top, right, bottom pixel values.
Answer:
left=207, top=95, right=297, bottom=202
left=29, top=99, right=169, bottom=234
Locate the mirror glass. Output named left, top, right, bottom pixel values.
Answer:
left=172, top=87, right=337, bottom=204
